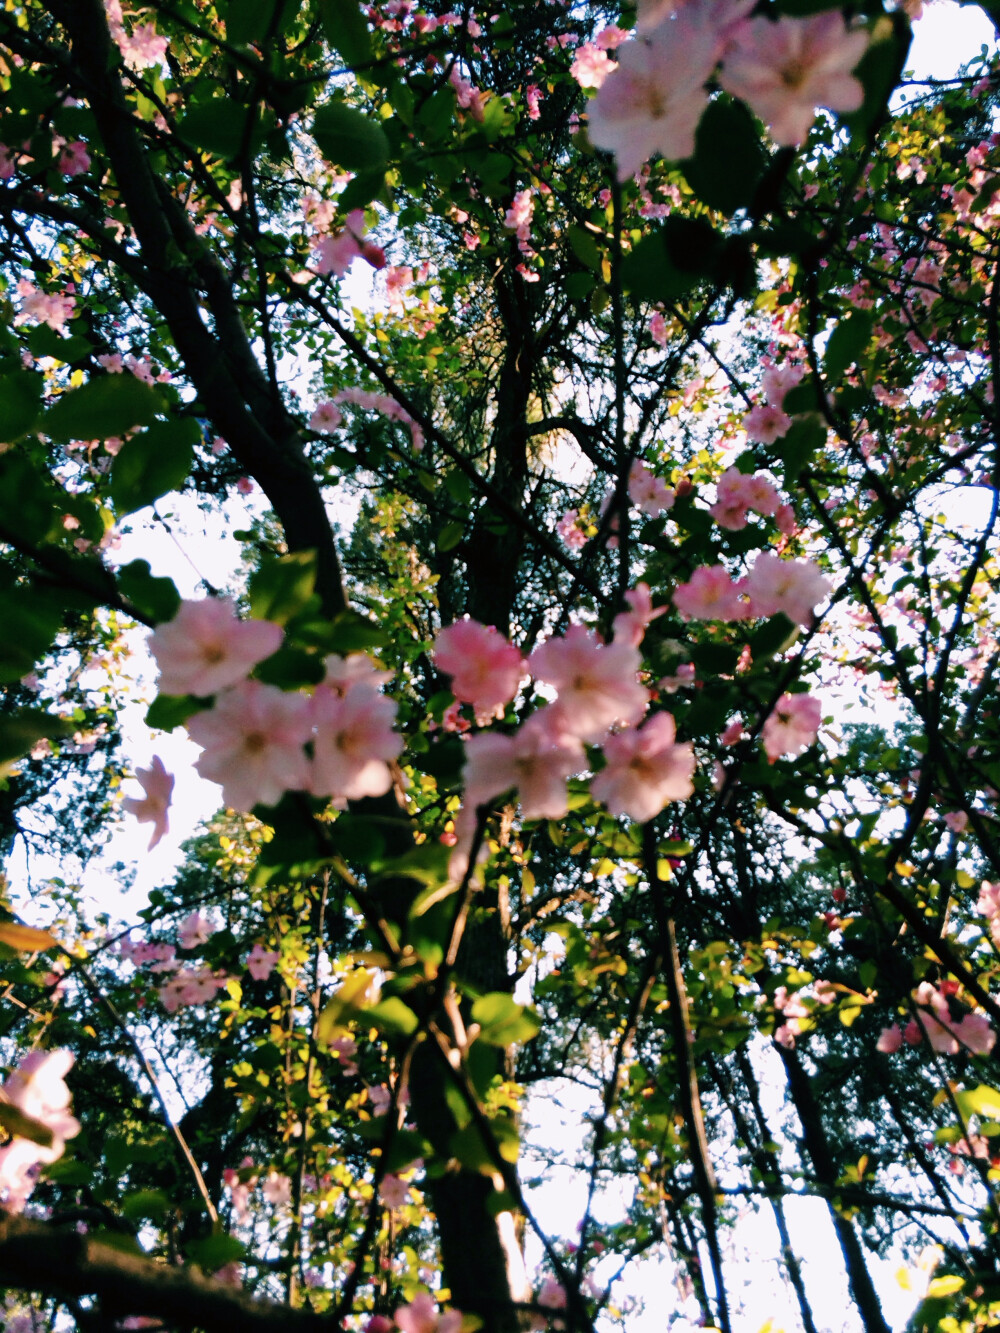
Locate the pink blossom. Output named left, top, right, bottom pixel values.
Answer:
left=571, top=42, right=614, bottom=90
left=589, top=712, right=694, bottom=822
left=0, top=1050, right=80, bottom=1211
left=395, top=1293, right=462, bottom=1333
left=310, top=400, right=343, bottom=432
left=876, top=1024, right=903, bottom=1054
left=449, top=66, right=486, bottom=121
left=462, top=712, right=585, bottom=820
left=122, top=755, right=174, bottom=849
left=14, top=281, right=75, bottom=332
left=433, top=619, right=526, bottom=719
left=313, top=228, right=362, bottom=277
left=762, top=362, right=804, bottom=409
left=309, top=683, right=402, bottom=802
left=525, top=84, right=543, bottom=120
left=718, top=13, right=869, bottom=148
left=742, top=402, right=792, bottom=444
left=159, top=964, right=226, bottom=1013
left=944, top=811, right=968, bottom=834
left=612, top=582, right=666, bottom=648
left=538, top=1278, right=568, bottom=1309
left=556, top=509, right=588, bottom=550
left=187, top=680, right=312, bottom=811
left=912, top=982, right=996, bottom=1056
left=673, top=565, right=747, bottom=621
left=775, top=502, right=798, bottom=536
left=385, top=264, right=414, bottom=316
left=745, top=553, right=831, bottom=627
left=178, top=910, right=217, bottom=951
left=58, top=140, right=90, bottom=176
left=761, top=692, right=822, bottom=762
left=649, top=311, right=669, bottom=346
left=587, top=15, right=718, bottom=180
left=628, top=460, right=675, bottom=517
left=149, top=598, right=284, bottom=697
left=719, top=717, right=745, bottom=747
left=323, top=653, right=393, bottom=694
left=380, top=1174, right=412, bottom=1208
left=246, top=944, right=280, bottom=981
left=262, top=1171, right=292, bottom=1206
left=529, top=624, right=648, bottom=742
left=0, top=143, right=17, bottom=179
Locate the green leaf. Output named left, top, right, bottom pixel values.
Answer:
left=326, top=610, right=388, bottom=653
left=44, top=374, right=161, bottom=443
left=621, top=216, right=722, bottom=304
left=339, top=167, right=389, bottom=212
left=145, top=694, right=202, bottom=732
left=0, top=371, right=42, bottom=442
left=185, top=1234, right=247, bottom=1271
left=773, top=414, right=825, bottom=484
left=567, top=224, right=601, bottom=271
left=122, top=1189, right=170, bottom=1222
left=178, top=100, right=263, bottom=161
left=225, top=0, right=299, bottom=45
left=248, top=551, right=318, bottom=625
left=116, top=560, right=181, bottom=624
left=824, top=311, right=873, bottom=381
left=313, top=102, right=389, bottom=172
left=0, top=710, right=75, bottom=765
left=26, top=324, right=92, bottom=365
left=366, top=997, right=418, bottom=1037
left=842, top=14, right=912, bottom=143
left=470, top=993, right=540, bottom=1047
left=748, top=613, right=797, bottom=660
left=318, top=0, right=373, bottom=68
left=449, top=1115, right=519, bottom=1173
left=110, top=418, right=198, bottom=514
left=0, top=1101, right=54, bottom=1148
left=0, top=579, right=64, bottom=681
left=955, top=1085, right=1000, bottom=1121
left=437, top=521, right=465, bottom=553
left=683, top=97, right=767, bottom=216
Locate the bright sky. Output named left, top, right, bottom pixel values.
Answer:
left=8, top=3, right=999, bottom=1329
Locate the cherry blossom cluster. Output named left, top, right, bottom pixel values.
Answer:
left=585, top=2, right=870, bottom=179
left=103, top=0, right=169, bottom=70
left=0, top=1051, right=80, bottom=1213
left=14, top=280, right=76, bottom=333
left=146, top=597, right=402, bottom=816
left=224, top=1158, right=293, bottom=1223
left=434, top=611, right=695, bottom=826
left=310, top=205, right=386, bottom=278
left=878, top=981, right=996, bottom=1057
left=674, top=552, right=831, bottom=626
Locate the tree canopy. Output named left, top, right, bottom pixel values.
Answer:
left=1, top=2, right=1000, bottom=1331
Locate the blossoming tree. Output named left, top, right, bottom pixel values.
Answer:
left=1, top=0, right=1000, bottom=1330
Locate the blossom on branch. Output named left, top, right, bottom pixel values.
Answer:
left=149, top=598, right=284, bottom=697
left=589, top=711, right=695, bottom=822
left=434, top=618, right=526, bottom=719
left=122, top=755, right=173, bottom=849
left=187, top=680, right=312, bottom=811
left=529, top=624, right=648, bottom=742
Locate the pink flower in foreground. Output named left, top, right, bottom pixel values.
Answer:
left=262, top=1171, right=292, bottom=1206
left=395, top=1293, right=462, bottom=1333
left=15, top=281, right=75, bottom=332
left=123, top=755, right=174, bottom=849
left=612, top=582, right=666, bottom=648
left=178, top=910, right=217, bottom=951
left=433, top=619, right=525, bottom=718
left=719, top=13, right=869, bottom=148
left=762, top=362, right=804, bottom=410
left=628, top=460, right=675, bottom=517
left=462, top=712, right=585, bottom=820
left=912, top=982, right=996, bottom=1056
left=159, top=964, right=226, bottom=1013
left=309, top=683, right=402, bottom=802
left=761, top=692, right=821, bottom=762
left=571, top=42, right=614, bottom=90
left=58, top=140, right=90, bottom=176
left=187, top=680, right=312, bottom=811
left=590, top=712, right=695, bottom=822
left=149, top=598, right=284, bottom=697
left=745, top=553, right=831, bottom=627
left=246, top=944, right=280, bottom=981
left=530, top=624, right=648, bottom=742
left=742, top=402, right=792, bottom=444
left=673, top=565, right=747, bottom=621
left=587, top=15, right=718, bottom=179
left=380, top=1174, right=412, bottom=1209
left=556, top=509, right=588, bottom=550
left=0, top=1050, right=79, bottom=1213
left=876, top=1024, right=903, bottom=1054
left=309, top=400, right=343, bottom=432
